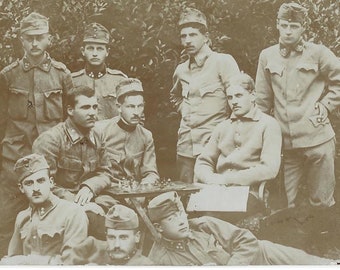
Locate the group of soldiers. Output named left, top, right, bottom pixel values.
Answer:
left=0, top=1, right=339, bottom=265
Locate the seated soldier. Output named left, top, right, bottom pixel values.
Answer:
left=194, top=73, right=282, bottom=222
left=95, top=78, right=159, bottom=186
left=32, top=85, right=114, bottom=239
left=0, top=154, right=88, bottom=265
left=146, top=191, right=334, bottom=265
left=69, top=204, right=154, bottom=265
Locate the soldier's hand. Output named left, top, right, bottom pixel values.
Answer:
left=75, top=186, right=94, bottom=206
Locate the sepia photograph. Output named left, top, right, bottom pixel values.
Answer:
left=0, top=0, right=339, bottom=266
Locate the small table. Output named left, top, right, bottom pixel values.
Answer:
left=104, top=181, right=201, bottom=242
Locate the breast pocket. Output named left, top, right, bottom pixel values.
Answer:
left=1, top=134, right=26, bottom=160
left=43, top=89, right=63, bottom=121
left=38, top=227, right=64, bottom=248
left=265, top=63, right=284, bottom=77
left=57, top=157, right=83, bottom=187
left=8, top=88, right=29, bottom=120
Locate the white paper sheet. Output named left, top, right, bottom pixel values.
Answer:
left=186, top=184, right=250, bottom=212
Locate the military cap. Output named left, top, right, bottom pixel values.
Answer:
left=105, top=204, right=139, bottom=230
left=83, top=22, right=110, bottom=44
left=20, top=12, right=49, bottom=35
left=116, top=78, right=144, bottom=100
left=14, top=154, right=50, bottom=183
left=147, top=191, right=184, bottom=222
left=179, top=8, right=207, bottom=28
left=277, top=3, right=307, bottom=24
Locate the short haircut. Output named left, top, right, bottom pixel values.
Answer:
left=66, top=85, right=95, bottom=107
left=179, top=22, right=208, bottom=34
left=227, top=73, right=255, bottom=93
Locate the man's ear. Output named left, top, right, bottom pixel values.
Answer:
left=67, top=105, right=74, bottom=116
left=116, top=102, right=121, bottom=113
left=134, top=230, right=141, bottom=244
left=276, top=19, right=280, bottom=30
left=80, top=46, right=85, bottom=57
left=47, top=34, right=52, bottom=47
left=153, top=223, right=163, bottom=233
left=18, top=183, right=24, bottom=194
left=49, top=176, right=55, bottom=186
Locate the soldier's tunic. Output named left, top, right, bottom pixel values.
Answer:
left=96, top=117, right=159, bottom=183
left=8, top=194, right=88, bottom=265
left=0, top=53, right=73, bottom=186
left=255, top=40, right=340, bottom=207
left=69, top=236, right=154, bottom=265
left=72, top=67, right=127, bottom=120
left=148, top=216, right=332, bottom=265
left=32, top=118, right=113, bottom=208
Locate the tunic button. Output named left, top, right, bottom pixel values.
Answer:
left=33, top=236, right=37, bottom=239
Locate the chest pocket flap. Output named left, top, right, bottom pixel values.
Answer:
left=58, top=157, right=83, bottom=172
left=296, top=62, right=318, bottom=72
left=265, top=63, right=284, bottom=76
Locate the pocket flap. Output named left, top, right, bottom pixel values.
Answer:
left=37, top=226, right=64, bottom=238
left=296, top=62, right=318, bottom=72
left=44, top=89, right=62, bottom=98
left=102, top=93, right=116, bottom=98
left=265, top=63, right=284, bottom=76
left=1, top=134, right=25, bottom=145
left=58, top=157, right=83, bottom=171
left=9, top=88, right=29, bottom=96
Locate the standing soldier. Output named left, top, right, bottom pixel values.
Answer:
left=72, top=22, right=127, bottom=121
left=0, top=12, right=73, bottom=257
left=255, top=3, right=340, bottom=209
left=171, top=8, right=240, bottom=183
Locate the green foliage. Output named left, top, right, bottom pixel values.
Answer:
left=0, top=0, right=339, bottom=177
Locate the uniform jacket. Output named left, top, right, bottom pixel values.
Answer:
left=32, top=118, right=112, bottom=198
left=148, top=216, right=331, bottom=265
left=68, top=236, right=154, bottom=265
left=255, top=41, right=340, bottom=149
left=95, top=117, right=159, bottom=184
left=0, top=53, right=73, bottom=166
left=195, top=106, right=282, bottom=186
left=170, top=45, right=240, bottom=158
left=8, top=194, right=88, bottom=265
left=72, top=67, right=127, bottom=120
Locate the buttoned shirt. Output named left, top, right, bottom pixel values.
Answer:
left=32, top=118, right=112, bottom=197
left=255, top=41, right=340, bottom=149
left=170, top=44, right=240, bottom=158
left=8, top=194, right=88, bottom=264
left=195, top=106, right=282, bottom=186
left=68, top=236, right=154, bottom=265
left=0, top=53, right=73, bottom=175
left=95, top=117, right=159, bottom=183
left=72, top=67, right=127, bottom=120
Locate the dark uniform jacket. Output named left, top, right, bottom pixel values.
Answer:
left=8, top=195, right=88, bottom=265
left=32, top=118, right=112, bottom=199
left=72, top=67, right=127, bottom=120
left=0, top=53, right=73, bottom=182
left=68, top=236, right=154, bottom=265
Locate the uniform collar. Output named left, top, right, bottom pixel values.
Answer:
left=30, top=194, right=59, bottom=219
left=117, top=118, right=137, bottom=132
left=230, top=104, right=261, bottom=121
left=85, top=64, right=107, bottom=79
left=189, top=44, right=212, bottom=69
left=279, top=38, right=305, bottom=57
left=65, top=118, right=96, bottom=145
left=160, top=232, right=194, bottom=252
left=22, top=52, right=52, bottom=72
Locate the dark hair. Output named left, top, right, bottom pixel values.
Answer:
left=117, top=91, right=144, bottom=105
left=66, top=85, right=95, bottom=108
left=179, top=22, right=208, bottom=34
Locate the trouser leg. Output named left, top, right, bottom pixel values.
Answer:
left=257, top=240, right=332, bottom=265
left=283, top=149, right=305, bottom=208
left=304, top=139, right=335, bottom=207
left=176, top=155, right=196, bottom=183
